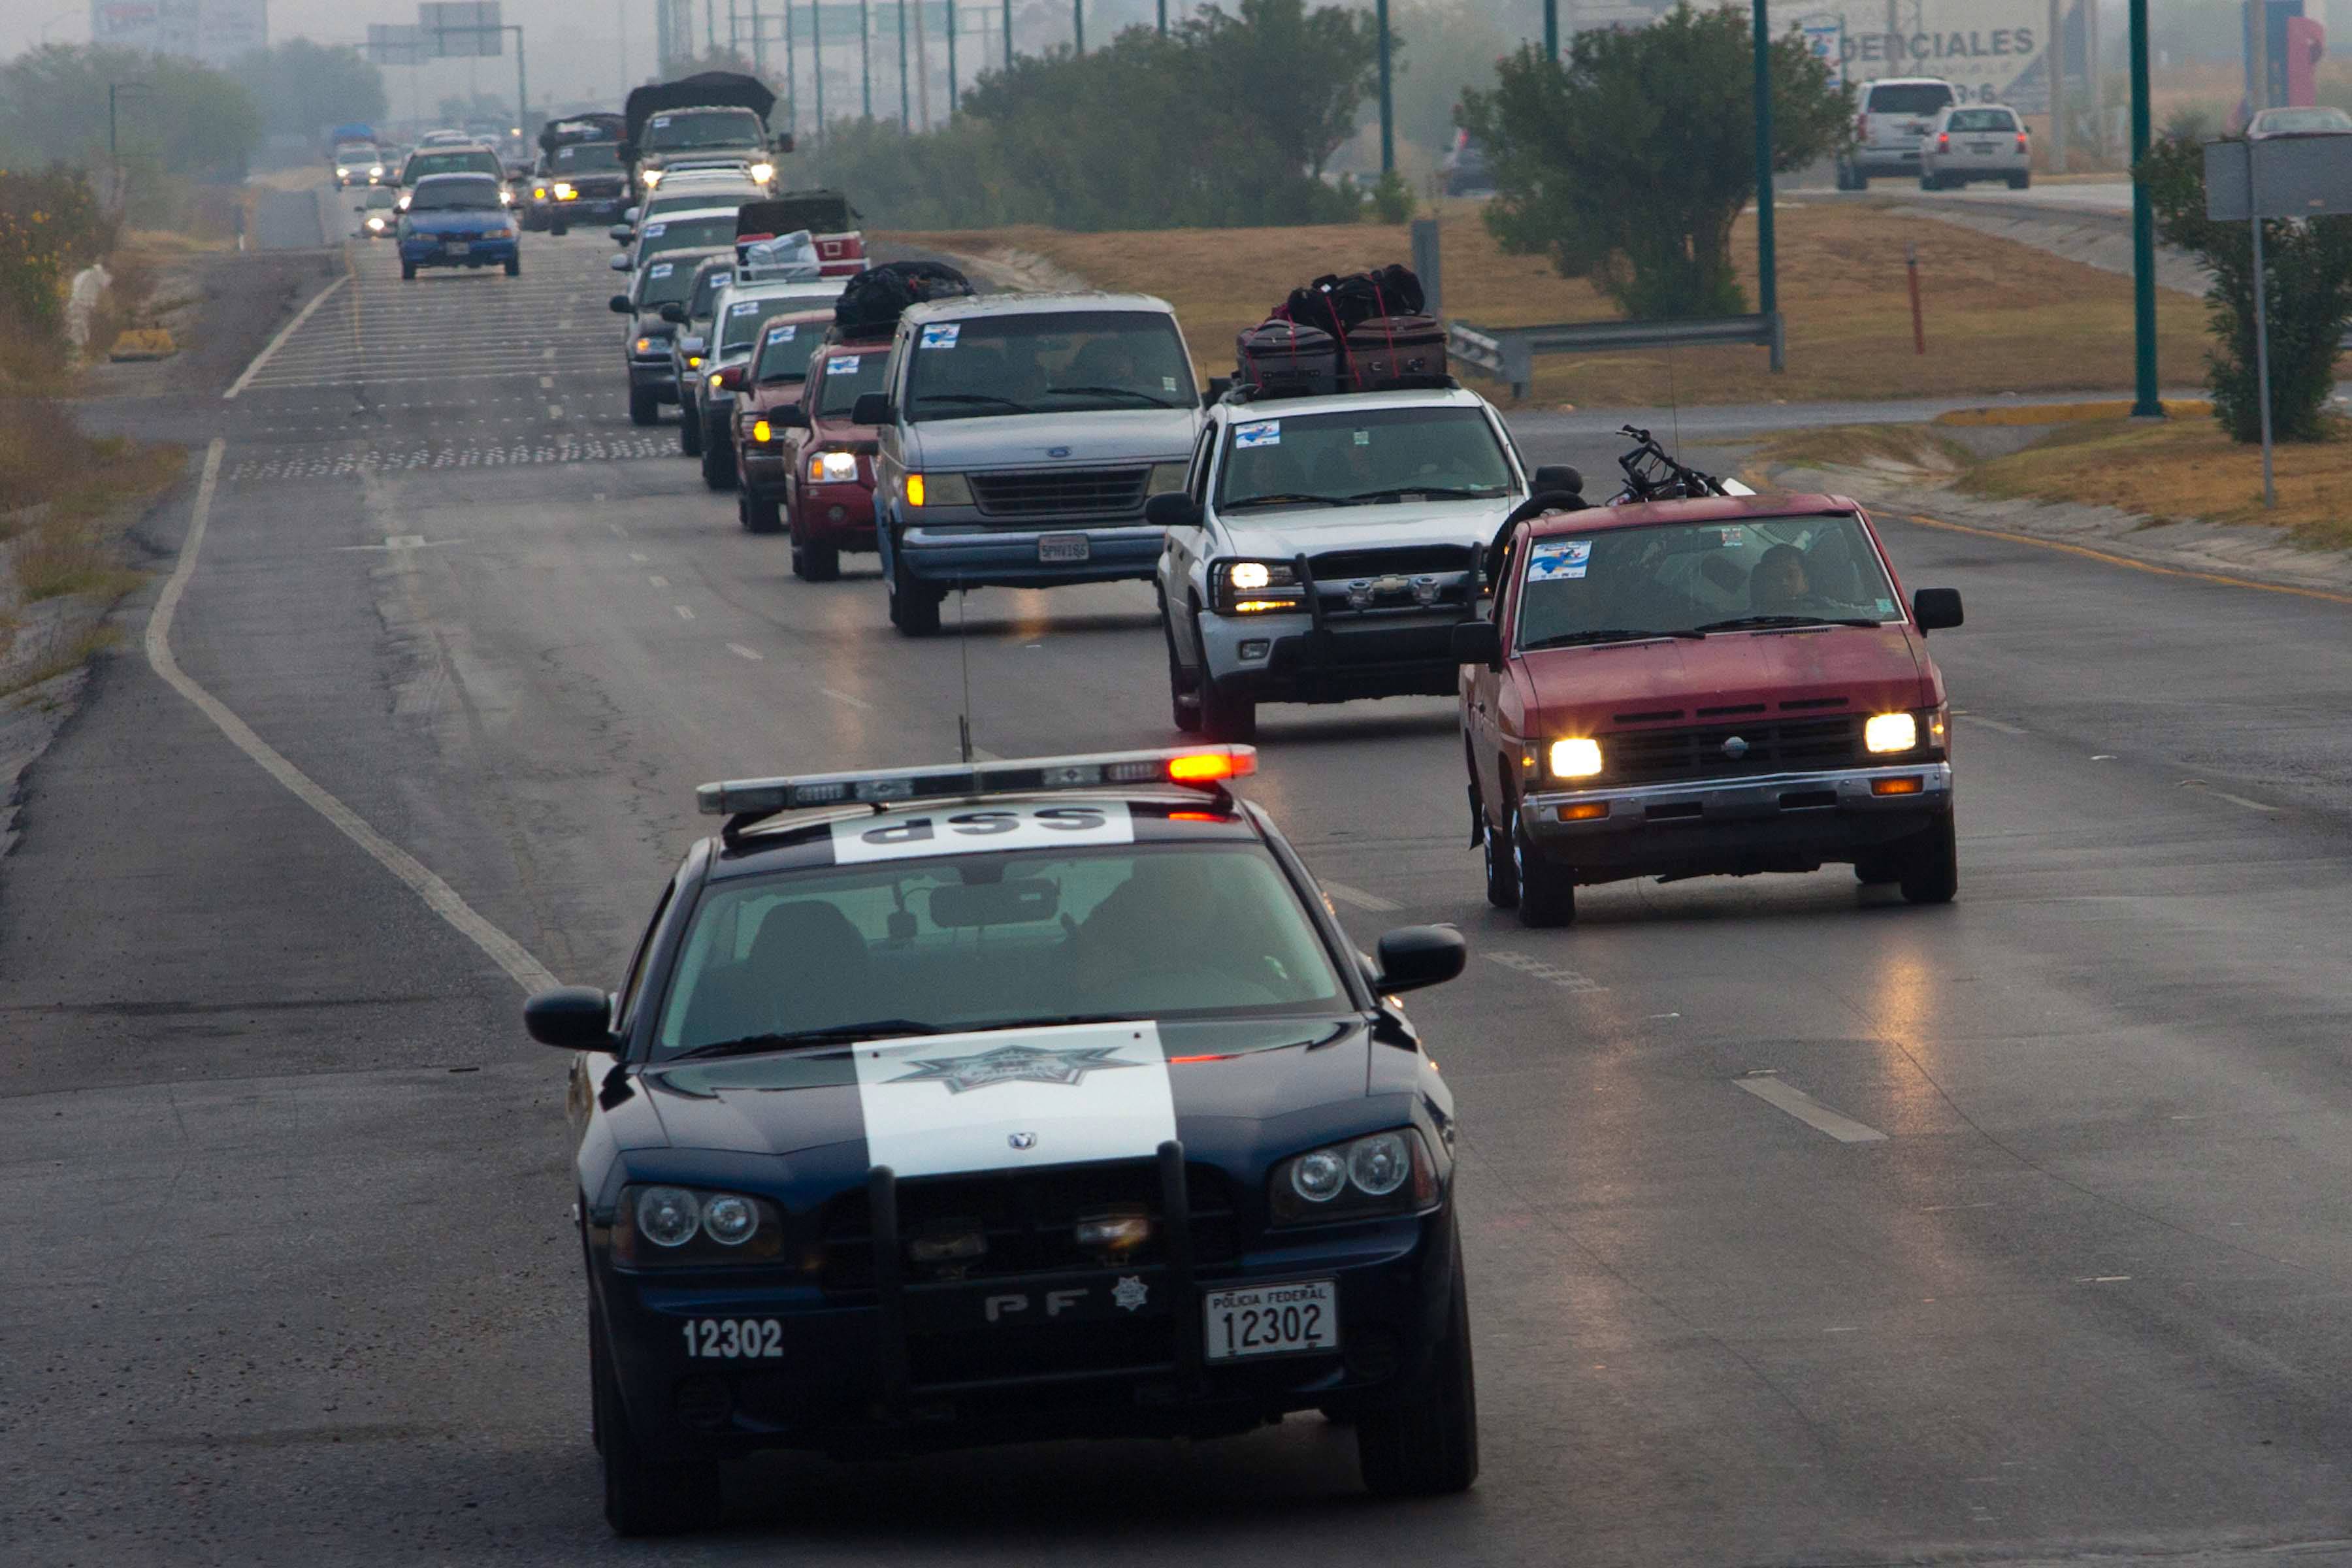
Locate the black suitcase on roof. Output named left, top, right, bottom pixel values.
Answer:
left=1344, top=312, right=1447, bottom=389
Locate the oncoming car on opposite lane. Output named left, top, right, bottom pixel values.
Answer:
left=523, top=745, right=1478, bottom=1535
left=396, top=174, right=521, bottom=280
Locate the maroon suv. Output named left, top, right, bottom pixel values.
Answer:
left=735, top=334, right=890, bottom=581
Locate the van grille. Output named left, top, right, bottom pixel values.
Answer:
left=1606, top=715, right=1865, bottom=784
left=970, top=467, right=1149, bottom=518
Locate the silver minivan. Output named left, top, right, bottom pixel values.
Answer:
left=1919, top=104, right=2031, bottom=190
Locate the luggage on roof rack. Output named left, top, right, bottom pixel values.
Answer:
left=1236, top=264, right=1443, bottom=396
left=738, top=229, right=823, bottom=280
left=833, top=259, right=975, bottom=338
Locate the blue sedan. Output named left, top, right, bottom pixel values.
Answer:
left=397, top=172, right=521, bottom=281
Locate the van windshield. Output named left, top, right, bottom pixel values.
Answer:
left=902, top=310, right=1197, bottom=420
left=1513, top=513, right=1901, bottom=651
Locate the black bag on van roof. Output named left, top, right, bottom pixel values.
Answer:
left=833, top=259, right=975, bottom=338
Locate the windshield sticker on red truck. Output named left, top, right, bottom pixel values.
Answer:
left=651, top=115, right=673, bottom=127
left=765, top=323, right=798, bottom=342
left=1528, top=540, right=1592, bottom=581
left=919, top=323, right=960, bottom=350
left=1233, top=421, right=1281, bottom=449
left=826, top=355, right=861, bottom=372
left=1716, top=525, right=1746, bottom=546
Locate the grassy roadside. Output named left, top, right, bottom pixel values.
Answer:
left=885, top=199, right=2212, bottom=408
left=0, top=397, right=185, bottom=698
left=1751, top=414, right=2352, bottom=554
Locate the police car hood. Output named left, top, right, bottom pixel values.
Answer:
left=630, top=1015, right=1374, bottom=1166
left=907, top=408, right=1198, bottom=473
left=1217, top=497, right=1505, bottom=563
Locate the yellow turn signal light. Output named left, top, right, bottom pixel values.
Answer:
left=752, top=419, right=772, bottom=443
left=906, top=472, right=926, bottom=507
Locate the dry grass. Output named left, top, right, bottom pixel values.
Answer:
left=1961, top=416, right=2352, bottom=551
left=885, top=199, right=2212, bottom=408
left=0, top=622, right=120, bottom=700
left=1749, top=422, right=1978, bottom=478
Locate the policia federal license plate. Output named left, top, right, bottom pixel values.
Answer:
left=1203, top=1279, right=1339, bottom=1360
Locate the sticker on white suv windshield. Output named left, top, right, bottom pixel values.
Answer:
left=1233, top=421, right=1281, bottom=448
left=919, top=323, right=961, bottom=350
left=1528, top=540, right=1592, bottom=581
left=830, top=802, right=1135, bottom=864
left=648, top=262, right=674, bottom=277
left=730, top=300, right=764, bottom=315
left=644, top=221, right=666, bottom=237
left=651, top=115, right=672, bottom=127
left=826, top=355, right=861, bottom=372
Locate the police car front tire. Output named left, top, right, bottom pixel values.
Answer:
left=1358, top=1253, right=1478, bottom=1497
left=593, top=1314, right=717, bottom=1536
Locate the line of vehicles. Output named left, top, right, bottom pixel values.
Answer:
left=488, top=69, right=1974, bottom=1540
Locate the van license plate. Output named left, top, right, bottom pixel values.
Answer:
left=1203, top=1279, right=1339, bottom=1361
left=1037, top=533, right=1090, bottom=563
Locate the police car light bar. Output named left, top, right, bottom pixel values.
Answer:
left=697, top=746, right=1257, bottom=818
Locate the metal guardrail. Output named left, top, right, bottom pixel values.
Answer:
left=1448, top=312, right=1786, bottom=399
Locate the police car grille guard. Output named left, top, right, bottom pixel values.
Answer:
left=1605, top=715, right=1867, bottom=785
left=968, top=467, right=1150, bottom=519
left=866, top=1142, right=1211, bottom=1414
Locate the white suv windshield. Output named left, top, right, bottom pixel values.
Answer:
left=652, top=843, right=1345, bottom=1057
left=1514, top=513, right=1901, bottom=650
left=902, top=310, right=1196, bottom=420
left=1217, top=406, right=1514, bottom=512
left=1867, top=83, right=1953, bottom=115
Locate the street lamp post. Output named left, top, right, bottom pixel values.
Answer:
left=1377, top=0, right=1393, bottom=175
left=1750, top=0, right=1782, bottom=370
left=2129, top=0, right=2162, bottom=417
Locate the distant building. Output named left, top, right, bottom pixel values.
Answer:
left=90, top=0, right=268, bottom=68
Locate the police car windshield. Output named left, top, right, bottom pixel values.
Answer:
left=408, top=176, right=503, bottom=211
left=637, top=214, right=740, bottom=259
left=653, top=841, right=1347, bottom=1058
left=1218, top=406, right=1514, bottom=511
left=904, top=311, right=1196, bottom=420
left=642, top=108, right=768, bottom=150
left=551, top=143, right=620, bottom=171
left=1514, top=513, right=1900, bottom=651
left=817, top=350, right=889, bottom=413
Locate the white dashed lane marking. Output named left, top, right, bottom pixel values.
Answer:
left=820, top=687, right=873, bottom=710
left=1486, top=951, right=1603, bottom=992
left=674, top=604, right=695, bottom=621
left=1323, top=882, right=1401, bottom=913
left=1733, top=1072, right=1888, bottom=1145
left=727, top=643, right=764, bottom=661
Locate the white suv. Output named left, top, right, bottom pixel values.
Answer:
left=1918, top=104, right=2031, bottom=189
left=1152, top=384, right=1543, bottom=743
left=1837, top=77, right=1958, bottom=189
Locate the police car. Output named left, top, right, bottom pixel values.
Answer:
left=525, top=745, right=1477, bottom=1534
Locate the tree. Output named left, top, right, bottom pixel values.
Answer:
left=1462, top=5, right=1850, bottom=319
left=0, top=44, right=261, bottom=222
left=2141, top=131, right=2352, bottom=443
left=227, top=40, right=387, bottom=139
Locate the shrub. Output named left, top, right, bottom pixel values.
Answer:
left=2141, top=131, right=2352, bottom=442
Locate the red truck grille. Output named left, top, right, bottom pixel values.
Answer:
left=1605, top=715, right=1865, bottom=784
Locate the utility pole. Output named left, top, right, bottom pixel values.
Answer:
left=1158, top=0, right=1167, bottom=35
left=2047, top=0, right=2067, bottom=172
left=751, top=0, right=766, bottom=72
left=1752, top=0, right=1780, bottom=370
left=1377, top=0, right=1393, bottom=174
left=861, top=0, right=872, bottom=118
left=815, top=0, right=828, bottom=145
left=1544, top=0, right=1558, bottom=58
left=947, top=0, right=958, bottom=114
left=900, top=0, right=912, bottom=129
left=917, top=0, right=934, bottom=128
left=1074, top=0, right=1083, bottom=54
left=785, top=0, right=798, bottom=135
left=2128, top=0, right=2161, bottom=416
left=1002, top=0, right=1011, bottom=69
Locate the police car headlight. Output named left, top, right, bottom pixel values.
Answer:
left=1270, top=1130, right=1437, bottom=1226
left=615, top=1184, right=787, bottom=1266
left=1549, top=738, right=1603, bottom=779
left=636, top=1186, right=700, bottom=1247
left=1864, top=712, right=1919, bottom=754
left=1216, top=560, right=1303, bottom=615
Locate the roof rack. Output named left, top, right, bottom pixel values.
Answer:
left=700, top=745, right=1258, bottom=843
left=1224, top=374, right=1460, bottom=405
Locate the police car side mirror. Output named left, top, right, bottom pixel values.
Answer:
left=608, top=293, right=632, bottom=314
left=1373, top=925, right=1467, bottom=995
left=851, top=392, right=892, bottom=427
left=1145, top=493, right=1202, bottom=531
left=1452, top=619, right=1503, bottom=672
left=1912, top=587, right=1963, bottom=634
left=523, top=986, right=619, bottom=1052
left=659, top=302, right=686, bottom=324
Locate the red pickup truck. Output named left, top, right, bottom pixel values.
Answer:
left=733, top=331, right=890, bottom=580
left=1456, top=492, right=1965, bottom=927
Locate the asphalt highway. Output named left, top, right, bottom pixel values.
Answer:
left=8, top=228, right=2352, bottom=1566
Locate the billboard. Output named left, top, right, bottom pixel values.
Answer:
left=91, top=0, right=263, bottom=63
left=1767, top=0, right=2074, bottom=110
left=421, top=1, right=504, bottom=58
left=194, top=0, right=265, bottom=64
left=367, top=22, right=429, bottom=65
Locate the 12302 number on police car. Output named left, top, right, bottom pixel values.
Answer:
left=681, top=1318, right=785, bottom=1360
left=1203, top=1279, right=1339, bottom=1360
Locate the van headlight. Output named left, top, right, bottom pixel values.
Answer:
left=1146, top=461, right=1188, bottom=495
left=904, top=472, right=973, bottom=508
